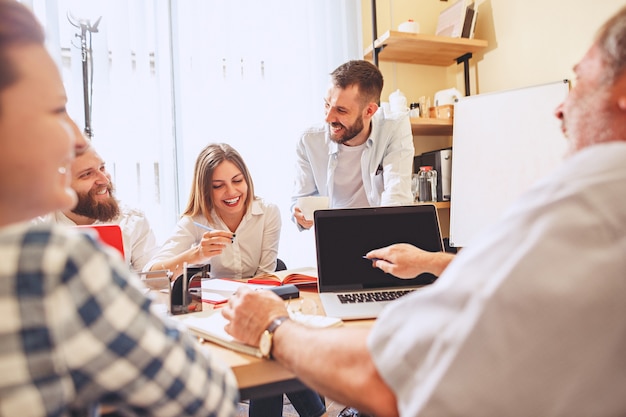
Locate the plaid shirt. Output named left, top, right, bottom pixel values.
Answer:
left=0, top=222, right=239, bottom=417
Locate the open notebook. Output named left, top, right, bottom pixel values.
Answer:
left=314, top=205, right=444, bottom=320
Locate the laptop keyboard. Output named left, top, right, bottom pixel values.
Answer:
left=337, top=289, right=415, bottom=304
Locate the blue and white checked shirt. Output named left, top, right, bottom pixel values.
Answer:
left=0, top=222, right=239, bottom=417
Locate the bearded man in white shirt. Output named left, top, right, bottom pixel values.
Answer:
left=38, top=145, right=158, bottom=272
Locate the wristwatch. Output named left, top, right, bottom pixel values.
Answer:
left=259, top=316, right=290, bottom=359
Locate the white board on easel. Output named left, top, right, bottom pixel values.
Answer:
left=449, top=80, right=570, bottom=248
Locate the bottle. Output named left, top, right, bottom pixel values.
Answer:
left=389, top=89, right=407, bottom=115
left=418, top=166, right=438, bottom=202
left=411, top=173, right=420, bottom=202
left=418, top=96, right=431, bottom=118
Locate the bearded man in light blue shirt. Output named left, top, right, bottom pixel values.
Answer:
left=292, top=60, right=415, bottom=230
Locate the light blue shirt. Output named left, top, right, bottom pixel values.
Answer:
left=292, top=109, right=415, bottom=212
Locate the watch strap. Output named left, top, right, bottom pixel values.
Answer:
left=266, top=316, right=290, bottom=334
left=265, top=316, right=290, bottom=359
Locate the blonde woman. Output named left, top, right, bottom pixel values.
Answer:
left=146, top=143, right=326, bottom=417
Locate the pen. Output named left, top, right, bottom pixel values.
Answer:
left=362, top=255, right=383, bottom=262
left=193, top=222, right=215, bottom=232
left=193, top=222, right=236, bottom=239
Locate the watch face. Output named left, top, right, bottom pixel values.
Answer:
left=259, top=330, right=272, bottom=358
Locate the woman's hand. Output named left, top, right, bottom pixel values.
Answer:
left=194, top=229, right=234, bottom=263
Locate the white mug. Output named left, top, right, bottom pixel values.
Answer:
left=296, top=196, right=330, bottom=221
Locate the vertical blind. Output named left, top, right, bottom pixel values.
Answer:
left=26, top=0, right=362, bottom=267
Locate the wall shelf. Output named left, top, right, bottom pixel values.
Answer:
left=364, top=4, right=486, bottom=237
left=410, top=118, right=453, bottom=136
left=365, top=30, right=488, bottom=96
left=364, top=30, right=488, bottom=66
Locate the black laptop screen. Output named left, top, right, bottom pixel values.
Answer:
left=314, top=205, right=444, bottom=291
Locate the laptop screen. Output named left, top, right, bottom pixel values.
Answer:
left=314, top=205, right=444, bottom=291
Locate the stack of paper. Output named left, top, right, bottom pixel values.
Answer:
left=174, top=310, right=342, bottom=358
left=175, top=310, right=263, bottom=357
left=436, top=0, right=477, bottom=39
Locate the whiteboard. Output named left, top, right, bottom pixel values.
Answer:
left=449, top=80, right=570, bottom=247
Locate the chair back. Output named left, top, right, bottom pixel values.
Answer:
left=276, top=258, right=287, bottom=272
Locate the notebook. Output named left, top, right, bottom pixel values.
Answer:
left=314, top=205, right=444, bottom=320
left=75, top=224, right=125, bottom=258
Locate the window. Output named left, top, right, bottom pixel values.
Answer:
left=27, top=0, right=362, bottom=268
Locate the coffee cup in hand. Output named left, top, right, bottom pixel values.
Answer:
left=296, top=196, right=329, bottom=221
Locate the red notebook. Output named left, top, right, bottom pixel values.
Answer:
left=247, top=267, right=318, bottom=288
left=75, top=224, right=125, bottom=258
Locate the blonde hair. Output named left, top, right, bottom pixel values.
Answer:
left=596, top=6, right=626, bottom=83
left=182, top=143, right=255, bottom=225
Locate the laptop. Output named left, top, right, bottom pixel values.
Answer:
left=314, top=205, right=444, bottom=320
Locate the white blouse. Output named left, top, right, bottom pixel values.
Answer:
left=145, top=198, right=281, bottom=279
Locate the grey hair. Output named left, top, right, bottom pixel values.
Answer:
left=596, top=6, right=626, bottom=83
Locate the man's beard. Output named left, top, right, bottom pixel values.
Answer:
left=72, top=184, right=120, bottom=222
left=329, top=115, right=365, bottom=145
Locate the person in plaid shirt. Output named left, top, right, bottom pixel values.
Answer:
left=0, top=1, right=238, bottom=416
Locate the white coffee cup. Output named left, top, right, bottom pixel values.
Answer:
left=296, top=196, right=330, bottom=221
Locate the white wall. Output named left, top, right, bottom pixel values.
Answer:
left=474, top=0, right=622, bottom=94
left=363, top=0, right=624, bottom=98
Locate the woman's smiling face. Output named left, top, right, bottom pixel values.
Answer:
left=211, top=160, right=248, bottom=218
left=0, top=44, right=84, bottom=225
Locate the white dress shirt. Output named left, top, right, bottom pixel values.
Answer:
left=144, top=198, right=281, bottom=279
left=369, top=142, right=626, bottom=416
